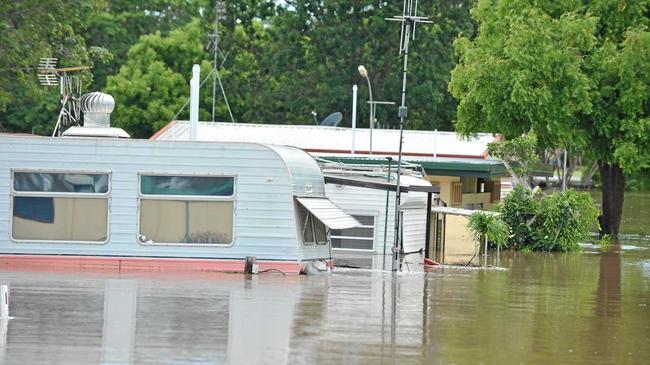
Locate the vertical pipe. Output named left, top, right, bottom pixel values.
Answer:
left=392, top=21, right=411, bottom=272
left=424, top=192, right=432, bottom=260
left=0, top=285, right=8, bottom=319
left=382, top=157, right=393, bottom=270
left=365, top=76, right=373, bottom=155
left=351, top=85, right=357, bottom=154
left=433, top=129, right=437, bottom=157
left=189, top=64, right=200, bottom=141
left=399, top=210, right=404, bottom=271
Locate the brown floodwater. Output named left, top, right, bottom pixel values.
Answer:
left=591, top=191, right=650, bottom=237
left=0, top=241, right=647, bottom=364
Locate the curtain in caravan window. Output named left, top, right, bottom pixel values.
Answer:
left=139, top=200, right=234, bottom=244
left=12, top=197, right=108, bottom=241
left=11, top=171, right=110, bottom=243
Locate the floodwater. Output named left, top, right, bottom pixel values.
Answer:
left=591, top=191, right=650, bottom=237
left=0, top=241, right=648, bottom=364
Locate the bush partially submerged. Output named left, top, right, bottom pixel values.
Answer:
left=498, top=185, right=599, bottom=252
left=467, top=211, right=510, bottom=249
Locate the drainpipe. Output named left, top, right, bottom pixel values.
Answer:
left=433, top=129, right=437, bottom=158
left=189, top=64, right=200, bottom=141
left=351, top=84, right=357, bottom=154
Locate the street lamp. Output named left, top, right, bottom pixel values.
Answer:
left=358, top=65, right=375, bottom=154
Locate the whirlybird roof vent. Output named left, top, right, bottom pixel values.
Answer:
left=63, top=92, right=130, bottom=138
left=80, top=92, right=114, bottom=128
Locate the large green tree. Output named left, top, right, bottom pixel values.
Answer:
left=449, top=0, right=650, bottom=235
left=0, top=0, right=107, bottom=134
left=85, top=0, right=210, bottom=90
left=267, top=0, right=474, bottom=130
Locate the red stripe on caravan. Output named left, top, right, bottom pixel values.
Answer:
left=0, top=255, right=301, bottom=275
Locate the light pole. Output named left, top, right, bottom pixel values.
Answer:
left=358, top=65, right=375, bottom=154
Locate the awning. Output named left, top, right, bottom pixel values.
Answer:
left=295, top=197, right=361, bottom=230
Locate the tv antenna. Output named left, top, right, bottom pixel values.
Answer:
left=208, top=0, right=235, bottom=123
left=386, top=0, right=433, bottom=272
left=37, top=57, right=91, bottom=136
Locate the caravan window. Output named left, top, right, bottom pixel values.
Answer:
left=10, top=170, right=110, bottom=243
left=331, top=215, right=375, bottom=251
left=297, top=204, right=328, bottom=245
left=138, top=174, right=235, bottom=245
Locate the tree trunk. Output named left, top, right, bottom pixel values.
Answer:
left=598, top=161, right=625, bottom=236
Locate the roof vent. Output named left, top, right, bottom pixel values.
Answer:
left=81, top=92, right=114, bottom=127
left=62, top=92, right=130, bottom=138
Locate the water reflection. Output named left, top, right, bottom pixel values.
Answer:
left=0, top=241, right=647, bottom=365
left=595, top=245, right=622, bottom=318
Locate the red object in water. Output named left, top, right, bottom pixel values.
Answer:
left=423, top=258, right=440, bottom=266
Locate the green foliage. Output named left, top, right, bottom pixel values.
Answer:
left=596, top=234, right=612, bottom=246
left=449, top=0, right=650, bottom=234
left=624, top=169, right=650, bottom=192
left=104, top=20, right=208, bottom=138
left=1, top=0, right=477, bottom=137
left=86, top=0, right=211, bottom=89
left=0, top=0, right=107, bottom=133
left=496, top=185, right=539, bottom=250
left=487, top=133, right=539, bottom=187
left=467, top=211, right=510, bottom=248
left=498, top=185, right=600, bottom=252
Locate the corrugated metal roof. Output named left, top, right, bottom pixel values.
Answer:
left=153, top=121, right=496, bottom=158
left=296, top=197, right=361, bottom=230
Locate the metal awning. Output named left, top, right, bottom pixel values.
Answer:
left=295, top=197, right=361, bottom=230
left=323, top=174, right=440, bottom=193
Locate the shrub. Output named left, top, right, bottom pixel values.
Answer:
left=498, top=185, right=599, bottom=252
left=497, top=185, right=539, bottom=250
left=467, top=211, right=510, bottom=249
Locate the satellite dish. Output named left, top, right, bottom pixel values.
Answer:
left=320, top=112, right=343, bottom=127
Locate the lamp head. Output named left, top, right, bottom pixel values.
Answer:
left=358, top=65, right=368, bottom=78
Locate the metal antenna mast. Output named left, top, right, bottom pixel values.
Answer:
left=387, top=0, right=432, bottom=272
left=37, top=58, right=91, bottom=136
left=208, top=0, right=235, bottom=123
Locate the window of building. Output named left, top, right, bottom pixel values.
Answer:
left=138, top=174, right=235, bottom=245
left=11, top=171, right=110, bottom=242
left=297, top=203, right=328, bottom=245
left=330, top=214, right=375, bottom=251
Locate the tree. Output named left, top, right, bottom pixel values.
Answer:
left=105, top=20, right=208, bottom=138
left=268, top=0, right=475, bottom=130
left=84, top=0, right=210, bottom=91
left=449, top=0, right=650, bottom=236
left=487, top=133, right=538, bottom=188
left=0, top=0, right=108, bottom=133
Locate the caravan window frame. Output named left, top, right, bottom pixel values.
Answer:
left=297, top=203, right=328, bottom=246
left=9, top=168, right=111, bottom=244
left=330, top=213, right=377, bottom=252
left=136, top=172, right=237, bottom=247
